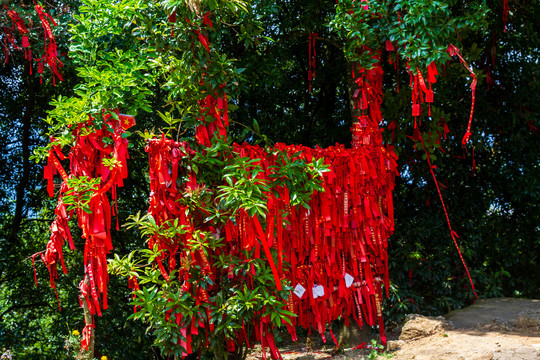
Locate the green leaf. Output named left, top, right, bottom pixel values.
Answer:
left=252, top=119, right=260, bottom=134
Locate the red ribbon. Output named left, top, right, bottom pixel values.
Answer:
left=40, top=112, right=133, bottom=325
left=132, top=17, right=397, bottom=356
left=308, top=33, right=318, bottom=92
left=34, top=4, right=63, bottom=84
left=447, top=44, right=477, bottom=145
left=418, top=132, right=477, bottom=299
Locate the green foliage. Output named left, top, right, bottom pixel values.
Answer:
left=109, top=238, right=294, bottom=360
left=63, top=176, right=101, bottom=213
left=367, top=338, right=388, bottom=359
left=330, top=0, right=489, bottom=70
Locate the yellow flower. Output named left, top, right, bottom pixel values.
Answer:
left=101, top=356, right=107, bottom=360
left=72, top=330, right=80, bottom=336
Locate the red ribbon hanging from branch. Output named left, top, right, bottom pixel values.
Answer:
left=38, top=111, right=134, bottom=348
left=502, top=0, right=509, bottom=32
left=417, top=132, right=478, bottom=299
left=144, top=137, right=398, bottom=354
left=1, top=2, right=64, bottom=82
left=308, top=33, right=318, bottom=92
left=447, top=44, right=477, bottom=146
left=3, top=6, right=31, bottom=65
left=33, top=3, right=63, bottom=84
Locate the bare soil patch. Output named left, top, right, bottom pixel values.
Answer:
left=245, top=298, right=540, bottom=360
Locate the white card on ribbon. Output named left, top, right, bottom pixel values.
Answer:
left=344, top=273, right=354, bottom=288
left=313, top=284, right=325, bottom=298
left=293, top=284, right=306, bottom=299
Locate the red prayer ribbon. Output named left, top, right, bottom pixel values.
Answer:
left=417, top=132, right=478, bottom=299
left=140, top=50, right=398, bottom=355
left=447, top=44, right=477, bottom=146
left=39, top=111, right=134, bottom=349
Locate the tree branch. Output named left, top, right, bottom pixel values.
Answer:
left=0, top=302, right=48, bottom=322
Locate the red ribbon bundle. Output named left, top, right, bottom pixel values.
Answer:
left=40, top=111, right=134, bottom=347
left=34, top=4, right=63, bottom=84
left=194, top=89, right=229, bottom=147
left=409, top=62, right=438, bottom=121
left=407, top=46, right=476, bottom=145
left=145, top=137, right=218, bottom=358
left=244, top=141, right=397, bottom=342
left=502, top=0, right=509, bottom=32
left=308, top=33, right=318, bottom=92
left=2, top=4, right=63, bottom=83
left=143, top=108, right=398, bottom=355
left=140, top=34, right=397, bottom=355
left=2, top=6, right=29, bottom=64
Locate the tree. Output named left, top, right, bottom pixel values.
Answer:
left=1, top=2, right=155, bottom=358
left=1, top=0, right=538, bottom=358
left=0, top=3, right=80, bottom=358
left=33, top=0, right=493, bottom=358
left=384, top=0, right=539, bottom=320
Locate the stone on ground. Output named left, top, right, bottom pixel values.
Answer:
left=517, top=309, right=540, bottom=328
left=398, top=314, right=453, bottom=341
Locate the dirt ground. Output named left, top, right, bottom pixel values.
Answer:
left=246, top=298, right=540, bottom=360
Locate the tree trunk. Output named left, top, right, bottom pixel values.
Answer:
left=346, top=62, right=364, bottom=124
left=81, top=277, right=95, bottom=359
left=8, top=62, right=35, bottom=244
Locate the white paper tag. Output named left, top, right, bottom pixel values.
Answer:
left=293, top=284, right=306, bottom=299
left=312, top=284, right=325, bottom=299
left=344, top=273, right=354, bottom=288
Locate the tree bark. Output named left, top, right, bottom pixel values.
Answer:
left=81, top=277, right=95, bottom=359
left=346, top=62, right=364, bottom=123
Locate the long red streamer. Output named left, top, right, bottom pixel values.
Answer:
left=38, top=112, right=134, bottom=349
left=447, top=44, right=477, bottom=145
left=417, top=132, right=478, bottom=299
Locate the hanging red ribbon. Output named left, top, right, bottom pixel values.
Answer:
left=502, top=0, right=509, bottom=32
left=34, top=3, right=63, bottom=85
left=38, top=111, right=134, bottom=349
left=145, top=137, right=398, bottom=353
left=447, top=44, right=477, bottom=145
left=417, top=132, right=477, bottom=299
left=308, top=33, right=318, bottom=92
left=3, top=6, right=32, bottom=64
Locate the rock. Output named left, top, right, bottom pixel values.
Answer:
left=493, top=347, right=540, bottom=360
left=465, top=352, right=494, bottom=360
left=493, top=349, right=516, bottom=360
left=446, top=298, right=540, bottom=329
left=475, top=317, right=514, bottom=331
left=517, top=309, right=540, bottom=328
left=514, top=347, right=539, bottom=360
left=438, top=352, right=464, bottom=360
left=386, top=340, right=405, bottom=351
left=398, top=314, right=454, bottom=341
